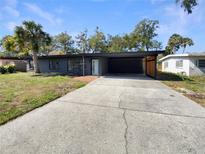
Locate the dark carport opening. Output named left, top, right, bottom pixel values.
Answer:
left=108, top=57, right=144, bottom=74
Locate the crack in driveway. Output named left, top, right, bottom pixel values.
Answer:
left=123, top=110, right=128, bottom=154
left=118, top=90, right=129, bottom=154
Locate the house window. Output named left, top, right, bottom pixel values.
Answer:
left=49, top=60, right=59, bottom=70
left=68, top=60, right=72, bottom=72
left=176, top=60, right=183, bottom=68
left=199, top=60, right=205, bottom=67
left=164, top=61, right=168, bottom=69
left=68, top=58, right=84, bottom=75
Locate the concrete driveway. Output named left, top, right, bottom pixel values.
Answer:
left=1, top=75, right=205, bottom=154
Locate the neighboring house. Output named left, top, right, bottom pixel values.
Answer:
left=0, top=57, right=33, bottom=72
left=159, top=53, right=205, bottom=76
left=38, top=51, right=164, bottom=78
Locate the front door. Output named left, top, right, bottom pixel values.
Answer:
left=92, top=59, right=99, bottom=75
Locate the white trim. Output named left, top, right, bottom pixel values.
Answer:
left=159, top=54, right=189, bottom=62
left=159, top=53, right=205, bottom=62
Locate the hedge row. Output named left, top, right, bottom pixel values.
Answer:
left=0, top=64, right=16, bottom=74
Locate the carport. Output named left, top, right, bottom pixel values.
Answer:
left=108, top=57, right=143, bottom=74
left=97, top=51, right=164, bottom=79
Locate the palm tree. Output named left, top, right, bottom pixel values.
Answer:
left=15, top=21, right=51, bottom=73
left=182, top=37, right=194, bottom=53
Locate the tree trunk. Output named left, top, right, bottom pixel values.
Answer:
left=146, top=46, right=149, bottom=52
left=183, top=47, right=186, bottom=53
left=32, top=51, right=40, bottom=73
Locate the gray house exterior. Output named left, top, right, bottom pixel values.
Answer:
left=38, top=51, right=164, bottom=78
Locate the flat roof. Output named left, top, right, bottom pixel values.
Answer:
left=0, top=51, right=165, bottom=60
left=38, top=51, right=165, bottom=59
left=0, top=56, right=32, bottom=60
left=159, top=53, right=205, bottom=62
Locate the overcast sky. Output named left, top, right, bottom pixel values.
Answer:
left=0, top=0, right=204, bottom=52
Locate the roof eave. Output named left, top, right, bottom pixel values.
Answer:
left=38, top=51, right=165, bottom=59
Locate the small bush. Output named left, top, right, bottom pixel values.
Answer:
left=0, top=64, right=16, bottom=74
left=6, top=64, right=16, bottom=73
left=0, top=66, right=7, bottom=74
left=157, top=71, right=192, bottom=81
left=177, top=73, right=191, bottom=81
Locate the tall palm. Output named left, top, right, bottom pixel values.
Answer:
left=182, top=37, right=194, bottom=53
left=15, top=21, right=51, bottom=73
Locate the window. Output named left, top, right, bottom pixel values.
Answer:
left=176, top=60, right=183, bottom=68
left=49, top=60, right=59, bottom=70
left=68, top=59, right=84, bottom=75
left=164, top=61, right=168, bottom=69
left=199, top=60, right=205, bottom=67
left=68, top=60, right=72, bottom=72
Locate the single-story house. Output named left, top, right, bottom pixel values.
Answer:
left=38, top=51, right=164, bottom=78
left=0, top=57, right=33, bottom=72
left=159, top=53, right=205, bottom=76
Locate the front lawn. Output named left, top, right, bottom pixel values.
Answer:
left=0, top=73, right=87, bottom=125
left=158, top=71, right=205, bottom=107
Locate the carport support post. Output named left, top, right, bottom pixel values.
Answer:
left=145, top=57, right=147, bottom=76
left=154, top=55, right=157, bottom=79
left=82, top=55, right=85, bottom=76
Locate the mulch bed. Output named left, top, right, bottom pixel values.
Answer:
left=73, top=76, right=98, bottom=83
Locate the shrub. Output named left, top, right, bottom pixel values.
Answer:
left=6, top=64, right=16, bottom=73
left=0, top=65, right=7, bottom=74
left=0, top=64, right=16, bottom=74
left=157, top=71, right=192, bottom=81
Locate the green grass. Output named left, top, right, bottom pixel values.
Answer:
left=158, top=71, right=205, bottom=107
left=0, top=73, right=86, bottom=125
